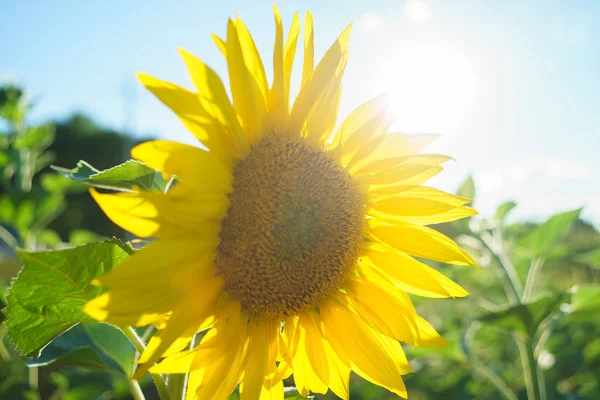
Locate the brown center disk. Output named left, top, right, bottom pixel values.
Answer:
left=215, top=133, right=365, bottom=320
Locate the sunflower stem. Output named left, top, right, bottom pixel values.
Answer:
left=167, top=374, right=187, bottom=400
left=471, top=356, right=519, bottom=400
left=480, top=231, right=522, bottom=305
left=123, top=326, right=171, bottom=400
left=515, top=334, right=542, bottom=400
left=128, top=379, right=146, bottom=400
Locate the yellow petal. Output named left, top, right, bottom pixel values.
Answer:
left=211, top=33, right=227, bottom=57
left=320, top=296, right=409, bottom=397
left=377, top=186, right=473, bottom=206
left=375, top=205, right=479, bottom=225
left=140, top=315, right=215, bottom=363
left=283, top=12, right=300, bottom=114
left=364, top=244, right=468, bottom=298
left=134, top=279, right=223, bottom=379
left=304, top=75, right=344, bottom=146
left=288, top=24, right=352, bottom=135
left=152, top=302, right=248, bottom=400
left=287, top=315, right=328, bottom=396
left=178, top=48, right=248, bottom=156
left=131, top=140, right=232, bottom=190
left=301, top=11, right=314, bottom=88
left=93, top=239, right=216, bottom=290
left=354, top=154, right=452, bottom=178
left=235, top=18, right=269, bottom=102
left=269, top=4, right=285, bottom=132
left=302, top=314, right=331, bottom=390
left=239, top=323, right=269, bottom=400
left=369, top=196, right=458, bottom=217
left=90, top=188, right=226, bottom=238
left=329, top=94, right=390, bottom=162
left=226, top=19, right=267, bottom=144
left=83, top=288, right=181, bottom=328
left=352, top=133, right=440, bottom=171
left=368, top=220, right=477, bottom=266
left=346, top=277, right=418, bottom=343
left=84, top=238, right=217, bottom=327
left=356, top=164, right=442, bottom=187
left=260, top=378, right=283, bottom=400
left=347, top=277, right=446, bottom=348
left=136, top=73, right=230, bottom=159
left=323, top=338, right=350, bottom=400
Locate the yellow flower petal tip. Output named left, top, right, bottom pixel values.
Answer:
left=85, top=8, right=478, bottom=400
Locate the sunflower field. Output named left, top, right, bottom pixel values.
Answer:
left=1, top=7, right=599, bottom=400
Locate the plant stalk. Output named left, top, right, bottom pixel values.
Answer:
left=128, top=379, right=146, bottom=400
left=523, top=258, right=544, bottom=302
left=515, top=335, right=542, bottom=400
left=123, top=326, right=171, bottom=400
left=480, top=232, right=523, bottom=304
left=471, top=357, right=519, bottom=400
left=167, top=374, right=187, bottom=400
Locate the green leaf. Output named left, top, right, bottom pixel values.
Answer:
left=0, top=151, right=8, bottom=167
left=284, top=387, right=314, bottom=399
left=69, top=229, right=104, bottom=245
left=37, top=229, right=62, bottom=248
left=3, top=239, right=133, bottom=356
left=495, top=201, right=517, bottom=222
left=40, top=173, right=87, bottom=194
left=26, top=323, right=135, bottom=377
left=575, top=248, right=600, bottom=269
left=84, top=322, right=136, bottom=376
left=53, top=160, right=167, bottom=192
left=25, top=324, right=124, bottom=375
left=0, top=196, right=15, bottom=222
left=13, top=124, right=55, bottom=151
left=567, top=284, right=600, bottom=321
left=457, top=175, right=475, bottom=200
left=518, top=208, right=582, bottom=256
left=478, top=294, right=568, bottom=337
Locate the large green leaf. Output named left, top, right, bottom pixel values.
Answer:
left=3, top=239, right=133, bottom=356
left=26, top=323, right=135, bottom=377
left=518, top=208, right=582, bottom=256
left=575, top=248, right=600, bottom=269
left=478, top=294, right=568, bottom=337
left=52, top=160, right=166, bottom=192
left=565, top=284, right=600, bottom=323
left=25, top=324, right=123, bottom=375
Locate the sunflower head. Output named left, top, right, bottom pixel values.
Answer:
left=83, top=6, right=477, bottom=400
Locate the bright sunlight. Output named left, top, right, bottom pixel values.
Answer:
left=370, top=40, right=477, bottom=135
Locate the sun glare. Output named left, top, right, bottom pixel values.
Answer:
left=370, top=41, right=477, bottom=135
left=405, top=0, right=431, bottom=23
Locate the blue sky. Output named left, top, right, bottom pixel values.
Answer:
left=2, top=0, right=599, bottom=223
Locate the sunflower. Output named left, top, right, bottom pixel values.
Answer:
left=83, top=6, right=477, bottom=400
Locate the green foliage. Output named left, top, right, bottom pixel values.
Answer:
left=26, top=323, right=134, bottom=377
left=3, top=239, right=133, bottom=356
left=495, top=201, right=517, bottom=223
left=53, top=159, right=167, bottom=192
left=518, top=208, right=582, bottom=256
left=12, top=125, right=55, bottom=152
left=479, top=294, right=568, bottom=337
left=457, top=175, right=475, bottom=200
